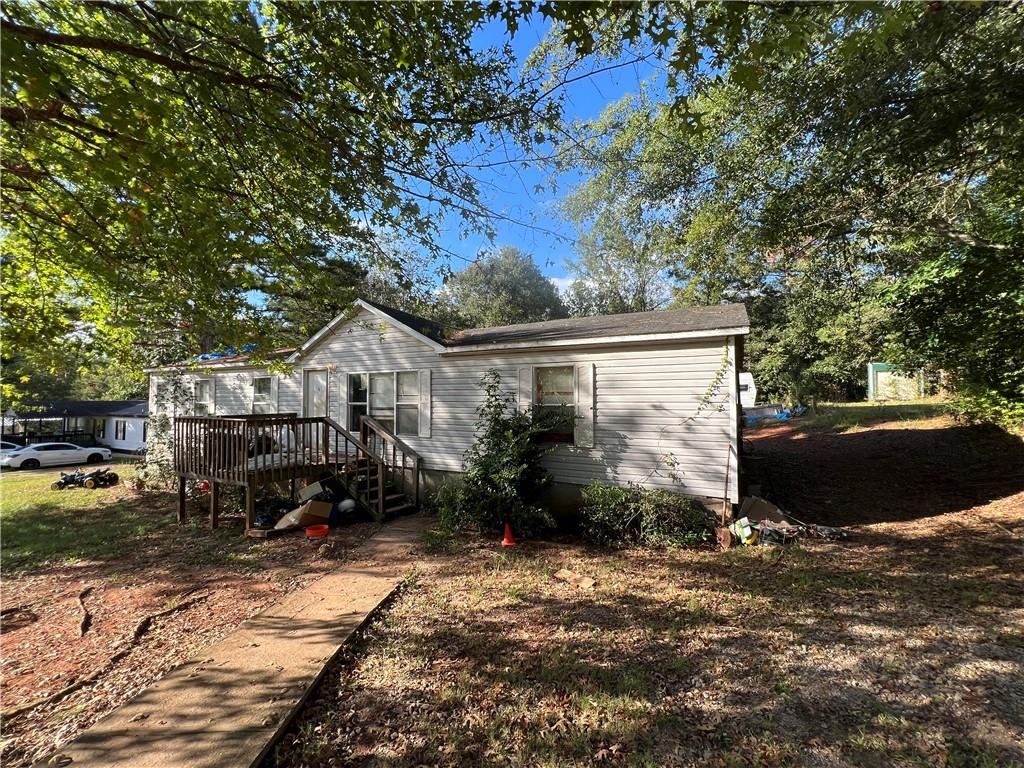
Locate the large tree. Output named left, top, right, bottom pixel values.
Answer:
left=443, top=245, right=566, bottom=328
left=556, top=2, right=1023, bottom=421
left=0, top=1, right=559, bottom=403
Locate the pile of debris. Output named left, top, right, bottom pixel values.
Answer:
left=724, top=496, right=846, bottom=547
left=249, top=477, right=357, bottom=538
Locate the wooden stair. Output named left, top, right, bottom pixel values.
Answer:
left=341, top=457, right=416, bottom=518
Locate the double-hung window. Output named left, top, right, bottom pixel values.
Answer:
left=396, top=371, right=419, bottom=435
left=142, top=421, right=148, bottom=442
left=347, top=373, right=369, bottom=431
left=115, top=420, right=127, bottom=441
left=346, top=371, right=420, bottom=436
left=94, top=420, right=106, bottom=439
left=252, top=376, right=276, bottom=414
left=534, top=365, right=575, bottom=443
left=194, top=379, right=214, bottom=416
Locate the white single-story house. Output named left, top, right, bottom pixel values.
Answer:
left=3, top=400, right=148, bottom=453
left=148, top=299, right=749, bottom=515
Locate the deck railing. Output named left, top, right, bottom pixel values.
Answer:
left=359, top=416, right=422, bottom=510
left=172, top=414, right=409, bottom=526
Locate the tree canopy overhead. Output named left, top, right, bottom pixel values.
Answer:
left=554, top=1, right=1023, bottom=421
left=1, top=1, right=561, bottom=400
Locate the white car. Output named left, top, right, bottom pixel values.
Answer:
left=0, top=443, right=112, bottom=470
left=1, top=441, right=20, bottom=455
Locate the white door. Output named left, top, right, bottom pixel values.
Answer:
left=303, top=370, right=328, bottom=418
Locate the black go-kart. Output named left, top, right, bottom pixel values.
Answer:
left=51, top=466, right=120, bottom=490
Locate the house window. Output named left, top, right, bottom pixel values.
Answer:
left=252, top=376, right=275, bottom=414
left=396, top=371, right=419, bottom=436
left=95, top=420, right=106, bottom=439
left=535, top=365, right=575, bottom=443
left=347, top=373, right=368, bottom=431
left=194, top=379, right=214, bottom=416
left=142, top=421, right=148, bottom=442
left=115, top=420, right=127, bottom=441
left=347, top=371, right=419, bottom=436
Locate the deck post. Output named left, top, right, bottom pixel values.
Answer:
left=376, top=463, right=385, bottom=522
left=244, top=480, right=256, bottom=533
left=210, top=481, right=220, bottom=529
left=177, top=476, right=187, bottom=524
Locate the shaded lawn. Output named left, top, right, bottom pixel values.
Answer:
left=270, top=501, right=1024, bottom=768
left=271, top=409, right=1024, bottom=768
left=745, top=413, right=1024, bottom=527
left=1, top=465, right=165, bottom=573
left=0, top=468, right=379, bottom=768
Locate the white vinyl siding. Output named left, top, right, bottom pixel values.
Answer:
left=97, top=416, right=147, bottom=451
left=154, top=308, right=740, bottom=502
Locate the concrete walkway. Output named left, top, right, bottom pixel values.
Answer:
left=50, top=516, right=429, bottom=768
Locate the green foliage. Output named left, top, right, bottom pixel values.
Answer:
left=555, top=3, right=1023, bottom=414
left=1, top=2, right=559, bottom=393
left=431, top=369, right=555, bottom=536
left=886, top=248, right=1024, bottom=429
left=443, top=246, right=567, bottom=328
left=947, top=385, right=1024, bottom=435
left=578, top=482, right=713, bottom=549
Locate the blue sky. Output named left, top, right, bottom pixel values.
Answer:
left=431, top=17, right=666, bottom=290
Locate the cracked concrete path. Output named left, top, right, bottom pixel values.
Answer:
left=47, top=515, right=429, bottom=768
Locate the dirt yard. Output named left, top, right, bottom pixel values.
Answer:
left=268, top=408, right=1024, bottom=768
left=0, top=469, right=377, bottom=767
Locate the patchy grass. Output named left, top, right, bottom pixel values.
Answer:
left=791, top=398, right=949, bottom=434
left=0, top=465, right=168, bottom=572
left=271, top=504, right=1024, bottom=768
left=271, top=408, right=1024, bottom=768
left=0, top=468, right=378, bottom=768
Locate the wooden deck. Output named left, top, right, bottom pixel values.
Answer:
left=172, top=414, right=420, bottom=531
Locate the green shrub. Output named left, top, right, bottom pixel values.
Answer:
left=429, top=369, right=556, bottom=537
left=578, top=482, right=714, bottom=549
left=949, top=383, right=1024, bottom=434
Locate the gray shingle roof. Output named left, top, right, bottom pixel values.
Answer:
left=14, top=400, right=148, bottom=419
left=444, top=304, right=749, bottom=348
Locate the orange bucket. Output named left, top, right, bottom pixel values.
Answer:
left=305, top=524, right=329, bottom=541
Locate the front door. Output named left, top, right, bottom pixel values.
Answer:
left=303, top=369, right=328, bottom=418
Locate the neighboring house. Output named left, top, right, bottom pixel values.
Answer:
left=148, top=299, right=749, bottom=506
left=867, top=362, right=925, bottom=401
left=3, top=400, right=148, bottom=452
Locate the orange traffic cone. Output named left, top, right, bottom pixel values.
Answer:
left=501, top=522, right=517, bottom=547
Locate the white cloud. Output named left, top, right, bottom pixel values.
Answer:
left=548, top=275, right=576, bottom=295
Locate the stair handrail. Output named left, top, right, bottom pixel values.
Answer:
left=358, top=416, right=422, bottom=461
left=322, top=416, right=382, bottom=460
left=358, top=416, right=421, bottom=510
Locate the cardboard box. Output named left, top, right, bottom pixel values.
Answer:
left=298, top=481, right=325, bottom=502
left=739, top=496, right=788, bottom=524
left=274, top=500, right=332, bottom=530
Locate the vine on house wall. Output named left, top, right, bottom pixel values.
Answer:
left=648, top=345, right=733, bottom=485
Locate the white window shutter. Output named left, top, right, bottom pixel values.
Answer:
left=271, top=376, right=279, bottom=413
left=211, top=378, right=217, bottom=416
left=418, top=369, right=431, bottom=437
left=574, top=362, right=595, bottom=448
left=518, top=367, right=534, bottom=413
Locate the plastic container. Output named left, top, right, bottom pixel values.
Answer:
left=305, top=524, right=329, bottom=541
